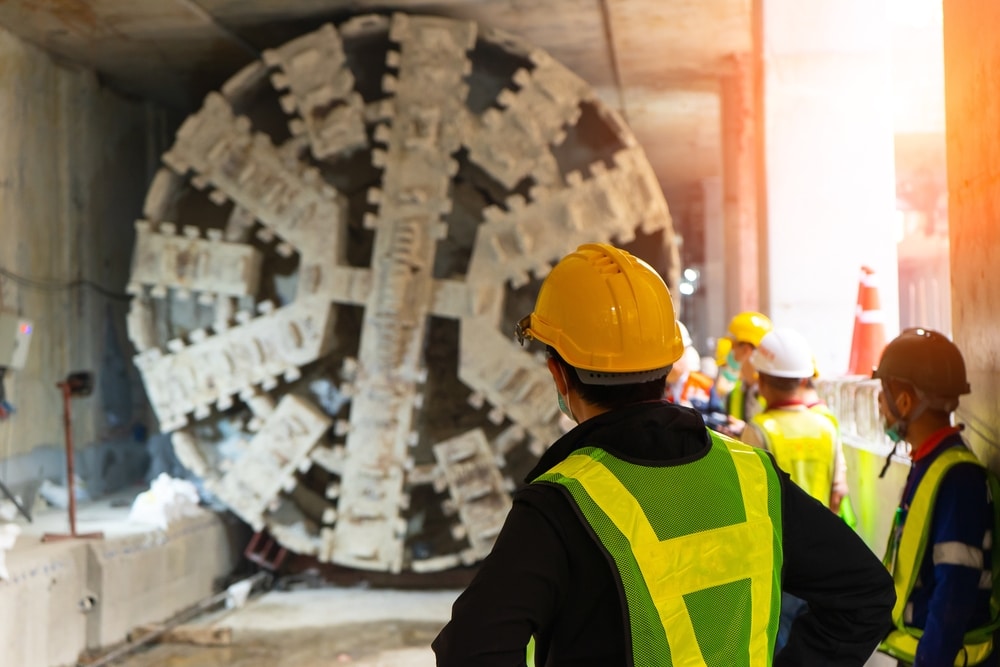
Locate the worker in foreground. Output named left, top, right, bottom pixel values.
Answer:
left=741, top=327, right=850, bottom=653
left=432, top=243, right=894, bottom=666
left=874, top=328, right=1000, bottom=667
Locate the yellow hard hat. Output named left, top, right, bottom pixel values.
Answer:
left=515, top=243, right=684, bottom=383
left=727, top=311, right=773, bottom=347
left=715, top=337, right=733, bottom=367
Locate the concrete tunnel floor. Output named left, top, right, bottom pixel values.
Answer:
left=116, top=587, right=460, bottom=667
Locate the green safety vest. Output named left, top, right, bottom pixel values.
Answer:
left=879, top=447, right=1000, bottom=666
left=751, top=407, right=837, bottom=507
left=533, top=430, right=783, bottom=667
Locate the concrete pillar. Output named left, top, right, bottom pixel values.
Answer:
left=942, top=0, right=1000, bottom=468
left=756, top=0, right=899, bottom=374
left=720, top=55, right=761, bottom=320
left=701, top=176, right=727, bottom=351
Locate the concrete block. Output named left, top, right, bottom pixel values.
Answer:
left=85, top=510, right=244, bottom=649
left=0, top=539, right=89, bottom=667
left=0, top=500, right=247, bottom=666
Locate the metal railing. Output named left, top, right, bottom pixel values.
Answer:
left=814, top=376, right=910, bottom=556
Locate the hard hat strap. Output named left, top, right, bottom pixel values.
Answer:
left=514, top=315, right=532, bottom=346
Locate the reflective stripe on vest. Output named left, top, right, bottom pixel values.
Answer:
left=751, top=408, right=837, bottom=506
left=534, top=430, right=783, bottom=667
left=879, top=447, right=1000, bottom=666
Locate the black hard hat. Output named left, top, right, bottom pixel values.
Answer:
left=872, top=327, right=970, bottom=397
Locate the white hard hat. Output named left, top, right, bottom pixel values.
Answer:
left=682, top=345, right=701, bottom=372
left=751, top=328, right=814, bottom=379
left=676, top=321, right=693, bottom=349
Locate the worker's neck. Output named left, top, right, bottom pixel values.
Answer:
left=761, top=387, right=804, bottom=409
left=906, top=414, right=955, bottom=453
left=568, top=391, right=609, bottom=423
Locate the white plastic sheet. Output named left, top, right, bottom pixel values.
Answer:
left=0, top=523, right=21, bottom=580
left=128, top=473, right=201, bottom=530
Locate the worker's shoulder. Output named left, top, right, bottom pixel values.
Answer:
left=761, top=405, right=838, bottom=433
left=514, top=478, right=579, bottom=514
left=935, top=454, right=990, bottom=493
left=511, top=480, right=600, bottom=551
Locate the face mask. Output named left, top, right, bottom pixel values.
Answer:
left=884, top=420, right=903, bottom=443
left=879, top=415, right=906, bottom=479
left=726, top=350, right=742, bottom=371
left=881, top=387, right=909, bottom=444
left=557, top=391, right=575, bottom=423
left=879, top=420, right=902, bottom=479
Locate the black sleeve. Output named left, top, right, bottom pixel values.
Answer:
left=774, top=471, right=896, bottom=667
left=432, top=495, right=569, bottom=667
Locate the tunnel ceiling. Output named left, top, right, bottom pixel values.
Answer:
left=0, top=0, right=750, bottom=191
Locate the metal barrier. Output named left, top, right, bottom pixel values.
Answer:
left=815, top=376, right=910, bottom=556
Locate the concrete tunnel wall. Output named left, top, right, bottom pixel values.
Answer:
left=943, top=0, right=1000, bottom=472
left=0, top=26, right=171, bottom=494
left=0, top=26, right=248, bottom=646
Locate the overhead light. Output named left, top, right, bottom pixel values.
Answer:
left=679, top=282, right=695, bottom=296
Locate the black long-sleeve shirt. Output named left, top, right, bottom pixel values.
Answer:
left=433, top=401, right=895, bottom=666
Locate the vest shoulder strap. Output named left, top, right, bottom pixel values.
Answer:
left=891, top=447, right=984, bottom=632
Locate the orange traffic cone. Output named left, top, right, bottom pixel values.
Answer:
left=848, top=266, right=887, bottom=375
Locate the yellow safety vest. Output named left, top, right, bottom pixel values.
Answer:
left=751, top=406, right=837, bottom=506
left=879, top=447, right=1000, bottom=666
left=804, top=403, right=858, bottom=529
left=728, top=380, right=766, bottom=422
left=809, top=402, right=839, bottom=431
left=534, top=430, right=783, bottom=666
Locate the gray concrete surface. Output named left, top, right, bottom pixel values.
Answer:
left=867, top=651, right=896, bottom=667
left=117, top=587, right=461, bottom=667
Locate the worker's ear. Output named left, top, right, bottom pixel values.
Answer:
left=547, top=356, right=570, bottom=396
left=895, top=386, right=915, bottom=417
